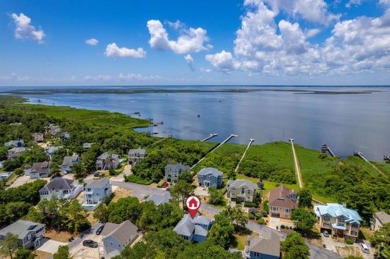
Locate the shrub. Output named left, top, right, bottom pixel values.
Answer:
left=244, top=201, right=256, bottom=207
left=257, top=218, right=265, bottom=224
left=127, top=175, right=153, bottom=185
left=345, top=238, right=354, bottom=245
left=281, top=225, right=286, bottom=229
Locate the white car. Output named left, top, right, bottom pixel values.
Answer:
left=360, top=243, right=370, bottom=254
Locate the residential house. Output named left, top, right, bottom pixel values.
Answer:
left=0, top=172, right=12, bottom=180
left=371, top=211, right=390, bottom=231
left=60, top=132, right=70, bottom=140
left=45, top=146, right=63, bottom=156
left=244, top=232, right=280, bottom=259
left=4, top=139, right=24, bottom=147
left=45, top=124, right=61, bottom=135
left=39, top=177, right=83, bottom=200
left=164, top=163, right=191, bottom=183
left=269, top=185, right=297, bottom=219
left=83, top=143, right=93, bottom=149
left=314, top=203, right=362, bottom=241
left=174, top=213, right=213, bottom=243
left=28, top=161, right=50, bottom=179
left=96, top=152, right=120, bottom=170
left=32, top=133, right=44, bottom=143
left=61, top=155, right=79, bottom=173
left=227, top=179, right=258, bottom=202
left=84, top=178, right=112, bottom=206
left=7, top=147, right=28, bottom=160
left=101, top=220, right=139, bottom=258
left=128, top=148, right=147, bottom=165
left=0, top=220, right=45, bottom=249
left=197, top=167, right=223, bottom=188
left=144, top=192, right=172, bottom=206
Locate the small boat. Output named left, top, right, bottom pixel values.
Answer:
left=37, top=99, right=41, bottom=103
left=152, top=131, right=159, bottom=135
left=197, top=114, right=200, bottom=118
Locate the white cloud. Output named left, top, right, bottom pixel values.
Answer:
left=84, top=74, right=112, bottom=81
left=104, top=43, right=146, bottom=58
left=118, top=73, right=161, bottom=81
left=205, top=51, right=240, bottom=72
left=305, top=28, right=321, bottom=38
left=85, top=38, right=99, bottom=46
left=380, top=0, right=390, bottom=6
left=184, top=54, right=195, bottom=71
left=147, top=20, right=211, bottom=54
left=346, top=0, right=362, bottom=8
left=11, top=13, right=45, bottom=43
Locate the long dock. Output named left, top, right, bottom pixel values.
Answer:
left=190, top=134, right=237, bottom=170
left=235, top=139, right=254, bottom=173
left=201, top=133, right=218, bottom=142
left=354, top=151, right=388, bottom=178
left=290, top=139, right=303, bottom=189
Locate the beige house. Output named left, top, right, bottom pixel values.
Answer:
left=268, top=185, right=297, bottom=219
left=371, top=211, right=390, bottom=231
left=314, top=203, right=361, bottom=241
left=227, top=179, right=258, bottom=202
left=32, top=132, right=44, bottom=142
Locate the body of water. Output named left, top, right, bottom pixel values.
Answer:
left=1, top=85, right=389, bottom=161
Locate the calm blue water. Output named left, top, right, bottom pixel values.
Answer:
left=1, top=85, right=389, bottom=161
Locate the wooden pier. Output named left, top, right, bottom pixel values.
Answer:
left=201, top=133, right=218, bottom=142
left=321, top=144, right=336, bottom=157
left=235, top=139, right=254, bottom=173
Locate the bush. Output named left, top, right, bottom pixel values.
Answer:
left=235, top=197, right=243, bottom=203
left=257, top=218, right=265, bottom=224
left=345, top=238, right=354, bottom=245
left=244, top=201, right=256, bottom=207
left=281, top=225, right=286, bottom=229
left=127, top=175, right=153, bottom=185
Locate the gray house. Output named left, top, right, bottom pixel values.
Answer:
left=39, top=177, right=83, bottom=200
left=0, top=220, right=45, bottom=249
left=83, top=143, right=94, bottom=149
left=84, top=178, right=112, bottom=206
left=7, top=147, right=28, bottom=160
left=28, top=161, right=50, bottom=179
left=61, top=155, right=79, bottom=173
left=4, top=139, right=24, bottom=147
left=165, top=163, right=191, bottom=183
left=144, top=192, right=172, bottom=206
left=197, top=167, right=223, bottom=188
left=244, top=232, right=280, bottom=259
left=227, top=179, right=258, bottom=202
left=45, top=124, right=61, bottom=135
left=128, top=148, right=147, bottom=165
left=101, top=220, right=139, bottom=258
left=174, top=213, right=213, bottom=243
left=96, top=152, right=120, bottom=170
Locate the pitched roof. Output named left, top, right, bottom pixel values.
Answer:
left=314, top=203, right=362, bottom=224
left=4, top=139, right=24, bottom=147
left=174, top=213, right=213, bottom=237
left=85, top=178, right=110, bottom=189
left=98, top=152, right=119, bottom=160
left=0, top=220, right=44, bottom=239
left=268, top=185, right=297, bottom=210
left=40, top=177, right=74, bottom=192
left=62, top=155, right=79, bottom=167
left=102, top=220, right=138, bottom=246
left=198, top=167, right=223, bottom=177
left=247, top=232, right=280, bottom=256
left=8, top=147, right=28, bottom=153
left=374, top=211, right=390, bottom=225
left=31, top=161, right=50, bottom=174
left=144, top=192, right=171, bottom=206
left=83, top=143, right=93, bottom=148
left=128, top=148, right=146, bottom=156
left=165, top=163, right=190, bottom=172
left=227, top=179, right=257, bottom=191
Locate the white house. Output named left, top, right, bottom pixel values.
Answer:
left=39, top=177, right=83, bottom=200
left=84, top=178, right=112, bottom=207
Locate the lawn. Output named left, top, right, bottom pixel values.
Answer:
left=232, top=233, right=249, bottom=250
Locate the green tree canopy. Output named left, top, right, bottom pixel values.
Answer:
left=282, top=232, right=310, bottom=259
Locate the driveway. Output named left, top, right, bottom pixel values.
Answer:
left=37, top=239, right=68, bottom=255
left=8, top=175, right=40, bottom=188
left=69, top=223, right=103, bottom=259
left=321, top=234, right=337, bottom=253
left=111, top=181, right=168, bottom=200
left=268, top=216, right=294, bottom=230
left=358, top=240, right=374, bottom=259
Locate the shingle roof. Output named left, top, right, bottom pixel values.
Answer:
left=314, top=203, right=362, bottom=224
left=227, top=179, right=257, bottom=191
left=174, top=213, right=213, bottom=238
left=85, top=178, right=110, bottom=189
left=268, top=185, right=297, bottom=210
left=374, top=211, right=390, bottom=225
left=165, top=163, right=190, bottom=172
left=62, top=155, right=79, bottom=167
left=83, top=143, right=93, bottom=149
left=102, top=220, right=138, bottom=246
left=248, top=232, right=280, bottom=256
left=31, top=161, right=50, bottom=174
left=40, top=177, right=74, bottom=192
left=0, top=220, right=44, bottom=239
left=4, top=139, right=24, bottom=147
left=98, top=152, right=119, bottom=160
left=128, top=148, right=146, bottom=156
left=8, top=147, right=28, bottom=153
left=198, top=167, right=223, bottom=177
left=144, top=192, right=171, bottom=205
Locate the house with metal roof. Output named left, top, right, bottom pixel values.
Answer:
left=314, top=203, right=362, bottom=241
left=128, top=148, right=147, bottom=165
left=164, top=163, right=191, bottom=183
left=0, top=220, right=45, bottom=249
left=371, top=211, right=390, bottom=231
left=268, top=185, right=297, bottom=219
left=61, top=155, right=79, bottom=173
left=197, top=167, right=223, bottom=188
left=39, top=177, right=83, bottom=200
left=83, top=178, right=112, bottom=208
left=101, top=220, right=139, bottom=258
left=173, top=213, right=213, bottom=243
left=227, top=179, right=258, bottom=202
left=144, top=192, right=172, bottom=206
left=244, top=232, right=280, bottom=259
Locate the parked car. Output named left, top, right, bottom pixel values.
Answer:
left=96, top=225, right=104, bottom=235
left=360, top=243, right=370, bottom=254
left=83, top=239, right=98, bottom=248
left=322, top=231, right=330, bottom=237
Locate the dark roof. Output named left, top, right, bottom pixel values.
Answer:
left=198, top=167, right=223, bottom=177
left=102, top=220, right=138, bottom=246
left=31, top=161, right=49, bottom=174
left=62, top=155, right=79, bottom=167
left=269, top=185, right=297, bottom=210
left=144, top=192, right=171, bottom=205
left=374, top=211, right=390, bottom=225
left=248, top=232, right=280, bottom=256
left=128, top=148, right=146, bottom=156
left=165, top=163, right=190, bottom=172
left=40, top=177, right=74, bottom=192
left=97, top=152, right=119, bottom=160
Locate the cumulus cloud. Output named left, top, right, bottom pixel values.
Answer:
left=184, top=54, right=195, bottom=71
left=206, top=0, right=390, bottom=76
left=105, top=43, right=146, bottom=58
left=85, top=38, right=99, bottom=46
left=11, top=13, right=45, bottom=43
left=147, top=20, right=211, bottom=54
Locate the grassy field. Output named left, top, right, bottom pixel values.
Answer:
left=236, top=174, right=299, bottom=196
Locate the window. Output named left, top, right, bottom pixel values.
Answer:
left=285, top=208, right=290, bottom=213
left=272, top=206, right=278, bottom=211
left=323, top=215, right=330, bottom=221
left=247, top=190, right=251, bottom=195
left=241, top=188, right=245, bottom=194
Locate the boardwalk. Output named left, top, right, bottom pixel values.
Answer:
left=355, top=152, right=388, bottom=178
left=289, top=139, right=303, bottom=189
left=234, top=138, right=254, bottom=173
left=201, top=133, right=218, bottom=142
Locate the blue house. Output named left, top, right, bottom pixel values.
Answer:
left=173, top=214, right=213, bottom=243
left=197, top=167, right=223, bottom=188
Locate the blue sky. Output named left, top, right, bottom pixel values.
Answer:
left=0, top=0, right=389, bottom=86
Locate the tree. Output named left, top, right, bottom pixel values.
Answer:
left=0, top=233, right=20, bottom=259
left=207, top=213, right=235, bottom=249
left=298, top=189, right=313, bottom=208
left=370, top=223, right=390, bottom=257
left=170, top=180, right=193, bottom=207
left=291, top=208, right=317, bottom=235
left=208, top=186, right=225, bottom=205
left=178, top=170, right=193, bottom=184
left=179, top=240, right=242, bottom=259
left=221, top=205, right=248, bottom=230
left=94, top=203, right=109, bottom=223
left=53, top=245, right=70, bottom=259
left=282, top=232, right=310, bottom=259
left=60, top=200, right=90, bottom=234
left=15, top=248, right=35, bottom=259
left=108, top=197, right=142, bottom=224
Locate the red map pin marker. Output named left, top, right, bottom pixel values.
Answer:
left=186, top=196, right=201, bottom=219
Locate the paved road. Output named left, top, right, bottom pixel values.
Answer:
left=111, top=181, right=168, bottom=200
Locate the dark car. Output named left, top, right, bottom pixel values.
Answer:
left=83, top=239, right=98, bottom=248
left=96, top=225, right=104, bottom=235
